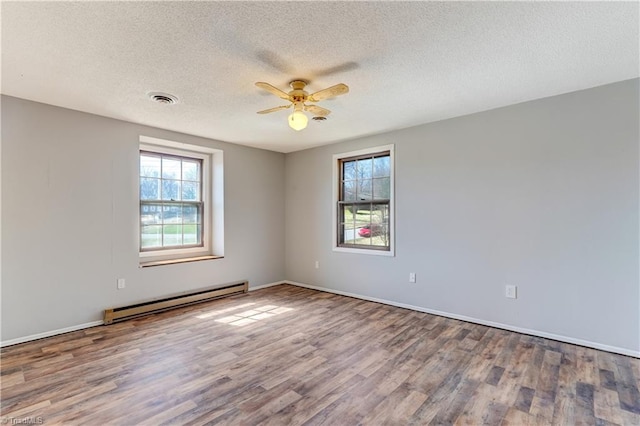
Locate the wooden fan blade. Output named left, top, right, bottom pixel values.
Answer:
left=255, top=82, right=290, bottom=100
left=308, top=83, right=349, bottom=102
left=304, top=104, right=331, bottom=117
left=257, top=104, right=292, bottom=114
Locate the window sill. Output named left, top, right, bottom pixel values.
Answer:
left=139, top=255, right=223, bottom=268
left=333, top=247, right=395, bottom=257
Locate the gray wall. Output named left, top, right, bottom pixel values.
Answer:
left=1, top=96, right=286, bottom=341
left=285, top=79, right=639, bottom=354
left=3, top=80, right=639, bottom=353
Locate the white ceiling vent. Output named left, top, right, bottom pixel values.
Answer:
left=148, top=92, right=178, bottom=105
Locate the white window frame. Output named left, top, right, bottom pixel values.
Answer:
left=138, top=135, right=224, bottom=262
left=332, top=144, right=395, bottom=256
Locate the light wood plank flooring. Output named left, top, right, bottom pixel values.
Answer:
left=1, top=284, right=639, bottom=425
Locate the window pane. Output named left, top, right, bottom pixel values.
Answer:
left=140, top=178, right=160, bottom=200
left=355, top=208, right=371, bottom=244
left=343, top=160, right=356, bottom=181
left=141, top=225, right=162, bottom=249
left=372, top=204, right=389, bottom=222
left=373, top=155, right=390, bottom=178
left=340, top=223, right=356, bottom=244
left=141, top=204, right=162, bottom=225
left=371, top=204, right=390, bottom=247
left=162, top=158, right=181, bottom=179
left=162, top=180, right=180, bottom=201
left=182, top=181, right=199, bottom=201
left=356, top=179, right=372, bottom=200
left=357, top=158, right=373, bottom=179
left=340, top=204, right=357, bottom=244
left=163, top=224, right=182, bottom=246
left=183, top=224, right=200, bottom=245
left=140, top=155, right=161, bottom=178
left=183, top=205, right=200, bottom=224
left=341, top=205, right=356, bottom=243
left=373, top=177, right=390, bottom=199
left=182, top=161, right=200, bottom=181
left=163, top=204, right=182, bottom=223
left=342, top=180, right=356, bottom=201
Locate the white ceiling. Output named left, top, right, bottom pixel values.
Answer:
left=2, top=2, right=638, bottom=153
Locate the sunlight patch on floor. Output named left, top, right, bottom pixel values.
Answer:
left=213, top=305, right=295, bottom=327
left=195, top=302, right=256, bottom=319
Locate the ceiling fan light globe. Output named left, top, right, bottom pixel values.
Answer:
left=288, top=111, right=308, bottom=131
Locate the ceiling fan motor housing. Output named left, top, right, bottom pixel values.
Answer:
left=289, top=80, right=309, bottom=103
left=290, top=91, right=307, bottom=103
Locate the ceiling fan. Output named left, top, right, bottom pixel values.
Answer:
left=255, top=80, right=349, bottom=131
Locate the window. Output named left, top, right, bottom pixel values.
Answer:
left=139, top=151, right=203, bottom=251
left=139, top=136, right=224, bottom=263
left=334, top=145, right=394, bottom=255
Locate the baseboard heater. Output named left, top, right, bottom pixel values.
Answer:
left=103, top=281, right=248, bottom=324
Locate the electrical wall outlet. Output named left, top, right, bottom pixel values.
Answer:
left=117, top=278, right=126, bottom=289
left=409, top=273, right=416, bottom=283
left=505, top=285, right=517, bottom=299
left=315, top=260, right=319, bottom=269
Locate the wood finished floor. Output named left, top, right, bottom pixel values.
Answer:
left=1, top=284, right=639, bottom=425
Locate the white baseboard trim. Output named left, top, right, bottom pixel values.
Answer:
left=4, top=281, right=637, bottom=358
left=285, top=281, right=640, bottom=358
left=1, top=282, right=287, bottom=347
left=1, top=321, right=104, bottom=348
left=249, top=280, right=287, bottom=291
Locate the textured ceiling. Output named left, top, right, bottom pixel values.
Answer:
left=2, top=2, right=638, bottom=153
